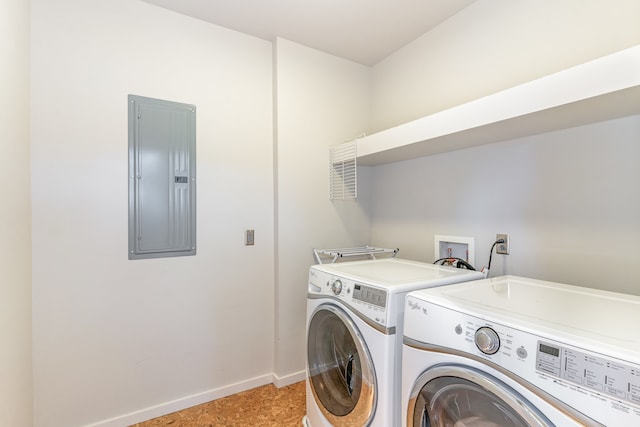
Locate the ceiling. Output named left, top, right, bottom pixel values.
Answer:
left=141, top=0, right=477, bottom=66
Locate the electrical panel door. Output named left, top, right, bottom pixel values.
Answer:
left=128, top=95, right=196, bottom=260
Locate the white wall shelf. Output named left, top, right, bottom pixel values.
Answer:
left=356, top=45, right=640, bottom=166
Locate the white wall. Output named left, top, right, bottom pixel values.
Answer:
left=31, top=1, right=274, bottom=426
left=274, top=38, right=372, bottom=379
left=371, top=0, right=640, bottom=132
left=0, top=0, right=32, bottom=425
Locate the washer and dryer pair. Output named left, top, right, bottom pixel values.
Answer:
left=303, top=258, right=484, bottom=426
left=402, top=275, right=640, bottom=426
left=304, top=259, right=640, bottom=426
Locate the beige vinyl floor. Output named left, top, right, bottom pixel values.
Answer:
left=131, top=381, right=306, bottom=427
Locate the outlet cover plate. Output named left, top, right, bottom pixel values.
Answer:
left=496, top=234, right=509, bottom=255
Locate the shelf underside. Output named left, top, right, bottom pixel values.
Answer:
left=356, top=45, right=640, bottom=166
left=358, top=85, right=640, bottom=165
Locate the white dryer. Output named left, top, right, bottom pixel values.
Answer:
left=402, top=275, right=640, bottom=427
left=303, top=258, right=484, bottom=427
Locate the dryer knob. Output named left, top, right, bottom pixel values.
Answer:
left=475, top=327, right=500, bottom=355
left=331, top=279, right=343, bottom=295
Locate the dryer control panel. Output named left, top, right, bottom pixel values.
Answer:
left=309, top=269, right=390, bottom=328
left=352, top=283, right=386, bottom=308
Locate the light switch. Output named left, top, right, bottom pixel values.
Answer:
left=245, top=229, right=255, bottom=246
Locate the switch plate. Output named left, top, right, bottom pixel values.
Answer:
left=245, top=229, right=255, bottom=246
left=496, top=234, right=509, bottom=255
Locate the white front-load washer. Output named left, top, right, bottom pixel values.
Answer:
left=303, top=258, right=484, bottom=427
left=402, top=275, right=640, bottom=427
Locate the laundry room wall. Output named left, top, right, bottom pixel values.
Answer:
left=0, top=0, right=32, bottom=425
left=273, top=38, right=372, bottom=382
left=369, top=116, right=640, bottom=294
left=370, top=0, right=640, bottom=132
left=31, top=1, right=274, bottom=426
left=367, top=0, right=640, bottom=294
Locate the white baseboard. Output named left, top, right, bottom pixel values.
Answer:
left=273, top=369, right=306, bottom=387
left=84, top=374, right=273, bottom=427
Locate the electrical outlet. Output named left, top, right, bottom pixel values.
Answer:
left=496, top=234, right=509, bottom=255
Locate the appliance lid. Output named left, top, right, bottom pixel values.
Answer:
left=409, top=275, right=640, bottom=359
left=311, top=258, right=483, bottom=291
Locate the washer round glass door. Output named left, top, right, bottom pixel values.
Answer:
left=408, top=365, right=552, bottom=427
left=307, top=304, right=376, bottom=426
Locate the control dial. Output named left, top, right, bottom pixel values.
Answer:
left=475, top=327, right=500, bottom=355
left=330, top=279, right=343, bottom=295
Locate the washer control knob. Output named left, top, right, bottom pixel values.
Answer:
left=331, top=279, right=343, bottom=295
left=475, top=327, right=500, bottom=354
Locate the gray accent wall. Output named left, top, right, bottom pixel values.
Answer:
left=370, top=115, right=640, bottom=294
left=368, top=0, right=640, bottom=295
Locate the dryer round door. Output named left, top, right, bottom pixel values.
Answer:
left=407, top=365, right=552, bottom=427
left=307, top=303, right=376, bottom=426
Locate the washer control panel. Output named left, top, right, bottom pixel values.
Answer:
left=403, top=295, right=640, bottom=425
left=309, top=269, right=389, bottom=326
left=536, top=341, right=640, bottom=407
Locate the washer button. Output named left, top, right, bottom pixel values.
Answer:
left=517, top=346, right=528, bottom=359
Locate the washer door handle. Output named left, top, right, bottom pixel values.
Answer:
left=333, top=335, right=355, bottom=396
left=344, top=355, right=354, bottom=396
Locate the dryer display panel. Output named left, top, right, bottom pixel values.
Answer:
left=536, top=341, right=640, bottom=407
left=353, top=284, right=386, bottom=308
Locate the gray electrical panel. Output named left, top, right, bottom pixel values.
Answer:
left=128, top=95, right=196, bottom=260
